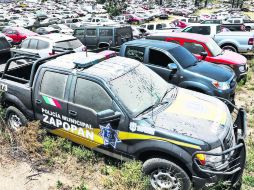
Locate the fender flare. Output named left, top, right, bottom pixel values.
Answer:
left=179, top=81, right=213, bottom=96
left=129, top=140, right=195, bottom=174
left=2, top=93, right=34, bottom=120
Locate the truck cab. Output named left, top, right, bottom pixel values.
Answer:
left=0, top=50, right=246, bottom=190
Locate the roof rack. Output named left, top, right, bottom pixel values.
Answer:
left=73, top=50, right=116, bottom=69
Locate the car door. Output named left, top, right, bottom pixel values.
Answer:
left=84, top=28, right=97, bottom=48
left=33, top=69, right=71, bottom=137
left=67, top=76, right=129, bottom=154
left=146, top=48, right=178, bottom=83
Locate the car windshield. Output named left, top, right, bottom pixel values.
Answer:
left=206, top=38, right=222, bottom=56
left=168, top=46, right=198, bottom=68
left=55, top=39, right=82, bottom=49
left=109, top=64, right=174, bottom=117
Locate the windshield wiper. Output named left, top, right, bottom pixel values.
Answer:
left=136, top=101, right=168, bottom=117
left=160, top=86, right=176, bottom=103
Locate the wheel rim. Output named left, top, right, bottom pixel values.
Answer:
left=8, top=113, right=22, bottom=131
left=150, top=168, right=182, bottom=190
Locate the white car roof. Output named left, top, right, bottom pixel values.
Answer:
left=26, top=34, right=76, bottom=42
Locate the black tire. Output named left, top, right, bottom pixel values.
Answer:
left=246, top=27, right=251, bottom=32
left=221, top=45, right=237, bottom=52
left=143, top=158, right=191, bottom=190
left=6, top=106, right=28, bottom=131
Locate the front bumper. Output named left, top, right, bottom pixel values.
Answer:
left=192, top=108, right=247, bottom=189
left=233, top=64, right=248, bottom=83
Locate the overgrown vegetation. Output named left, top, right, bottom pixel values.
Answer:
left=0, top=119, right=149, bottom=190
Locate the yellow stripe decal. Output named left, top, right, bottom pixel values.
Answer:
left=50, top=128, right=201, bottom=150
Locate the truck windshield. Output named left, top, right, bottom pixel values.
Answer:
left=206, top=39, right=222, bottom=56
left=168, top=46, right=197, bottom=68
left=109, top=64, right=174, bottom=117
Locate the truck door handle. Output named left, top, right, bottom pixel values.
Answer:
left=69, top=110, right=77, bottom=117
left=35, top=99, right=42, bottom=105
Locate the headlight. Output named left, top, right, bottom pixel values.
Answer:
left=239, top=65, right=245, bottom=72
left=206, top=146, right=223, bottom=166
left=196, top=146, right=223, bottom=167
left=212, top=81, right=230, bottom=90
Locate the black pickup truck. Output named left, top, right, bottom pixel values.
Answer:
left=0, top=50, right=246, bottom=190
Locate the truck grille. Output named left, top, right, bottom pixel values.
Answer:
left=223, top=130, right=234, bottom=150
left=230, top=77, right=237, bottom=88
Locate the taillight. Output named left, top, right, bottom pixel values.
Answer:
left=248, top=38, right=254, bottom=45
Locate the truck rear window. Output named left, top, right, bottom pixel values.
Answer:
left=55, top=39, right=83, bottom=49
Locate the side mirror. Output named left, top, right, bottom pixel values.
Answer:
left=97, top=109, right=121, bottom=124
left=200, top=52, right=208, bottom=60
left=167, top=63, right=177, bottom=71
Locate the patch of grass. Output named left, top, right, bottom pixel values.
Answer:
left=72, top=146, right=97, bottom=163
left=103, top=161, right=150, bottom=190
left=56, top=180, right=63, bottom=189
left=73, top=182, right=88, bottom=190
left=243, top=175, right=254, bottom=188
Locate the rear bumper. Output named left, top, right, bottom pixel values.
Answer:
left=192, top=108, right=247, bottom=189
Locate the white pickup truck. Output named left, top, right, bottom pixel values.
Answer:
left=214, top=31, right=254, bottom=53
left=182, top=24, right=254, bottom=53
left=226, top=17, right=254, bottom=31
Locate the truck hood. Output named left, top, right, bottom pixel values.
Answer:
left=215, top=50, right=247, bottom=65
left=186, top=61, right=234, bottom=82
left=146, top=88, right=230, bottom=145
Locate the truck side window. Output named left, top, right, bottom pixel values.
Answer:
left=198, top=26, right=210, bottom=35
left=28, top=39, right=38, bottom=49
left=99, top=29, right=113, bottom=36
left=74, top=79, right=113, bottom=112
left=86, top=29, right=96, bottom=36
left=149, top=49, right=173, bottom=67
left=147, top=25, right=154, bottom=30
left=40, top=71, right=68, bottom=100
left=183, top=42, right=205, bottom=54
left=125, top=46, right=145, bottom=62
left=75, top=29, right=85, bottom=36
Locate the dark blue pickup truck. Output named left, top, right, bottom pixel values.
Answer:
left=119, top=40, right=237, bottom=108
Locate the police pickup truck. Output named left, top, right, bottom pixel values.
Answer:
left=0, top=50, right=246, bottom=190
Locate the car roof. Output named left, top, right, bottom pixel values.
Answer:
left=149, top=32, right=211, bottom=43
left=27, top=33, right=76, bottom=42
left=43, top=52, right=140, bottom=82
left=123, top=39, right=180, bottom=50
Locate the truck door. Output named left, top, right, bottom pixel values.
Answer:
left=67, top=76, right=129, bottom=153
left=146, top=48, right=178, bottom=83
left=33, top=69, right=71, bottom=135
left=84, top=28, right=98, bottom=48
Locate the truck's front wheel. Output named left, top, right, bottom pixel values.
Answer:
left=143, top=158, right=191, bottom=190
left=6, top=106, right=28, bottom=131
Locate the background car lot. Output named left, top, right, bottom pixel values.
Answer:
left=0, top=0, right=253, bottom=189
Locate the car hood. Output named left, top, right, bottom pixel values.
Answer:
left=215, top=50, right=247, bottom=65
left=138, top=88, right=231, bottom=146
left=186, top=61, right=234, bottom=81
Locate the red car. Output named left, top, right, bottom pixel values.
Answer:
left=147, top=32, right=248, bottom=82
left=171, top=19, right=188, bottom=28
left=3, top=27, right=37, bottom=44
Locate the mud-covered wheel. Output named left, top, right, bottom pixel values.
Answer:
left=6, top=106, right=28, bottom=131
left=143, top=158, right=191, bottom=190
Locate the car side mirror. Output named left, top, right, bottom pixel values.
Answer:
left=97, top=109, right=121, bottom=124
left=167, top=63, right=177, bottom=71
left=200, top=52, right=207, bottom=60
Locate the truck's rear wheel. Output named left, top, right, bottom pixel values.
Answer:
left=221, top=45, right=237, bottom=52
left=143, top=158, right=191, bottom=190
left=6, top=106, right=27, bottom=131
